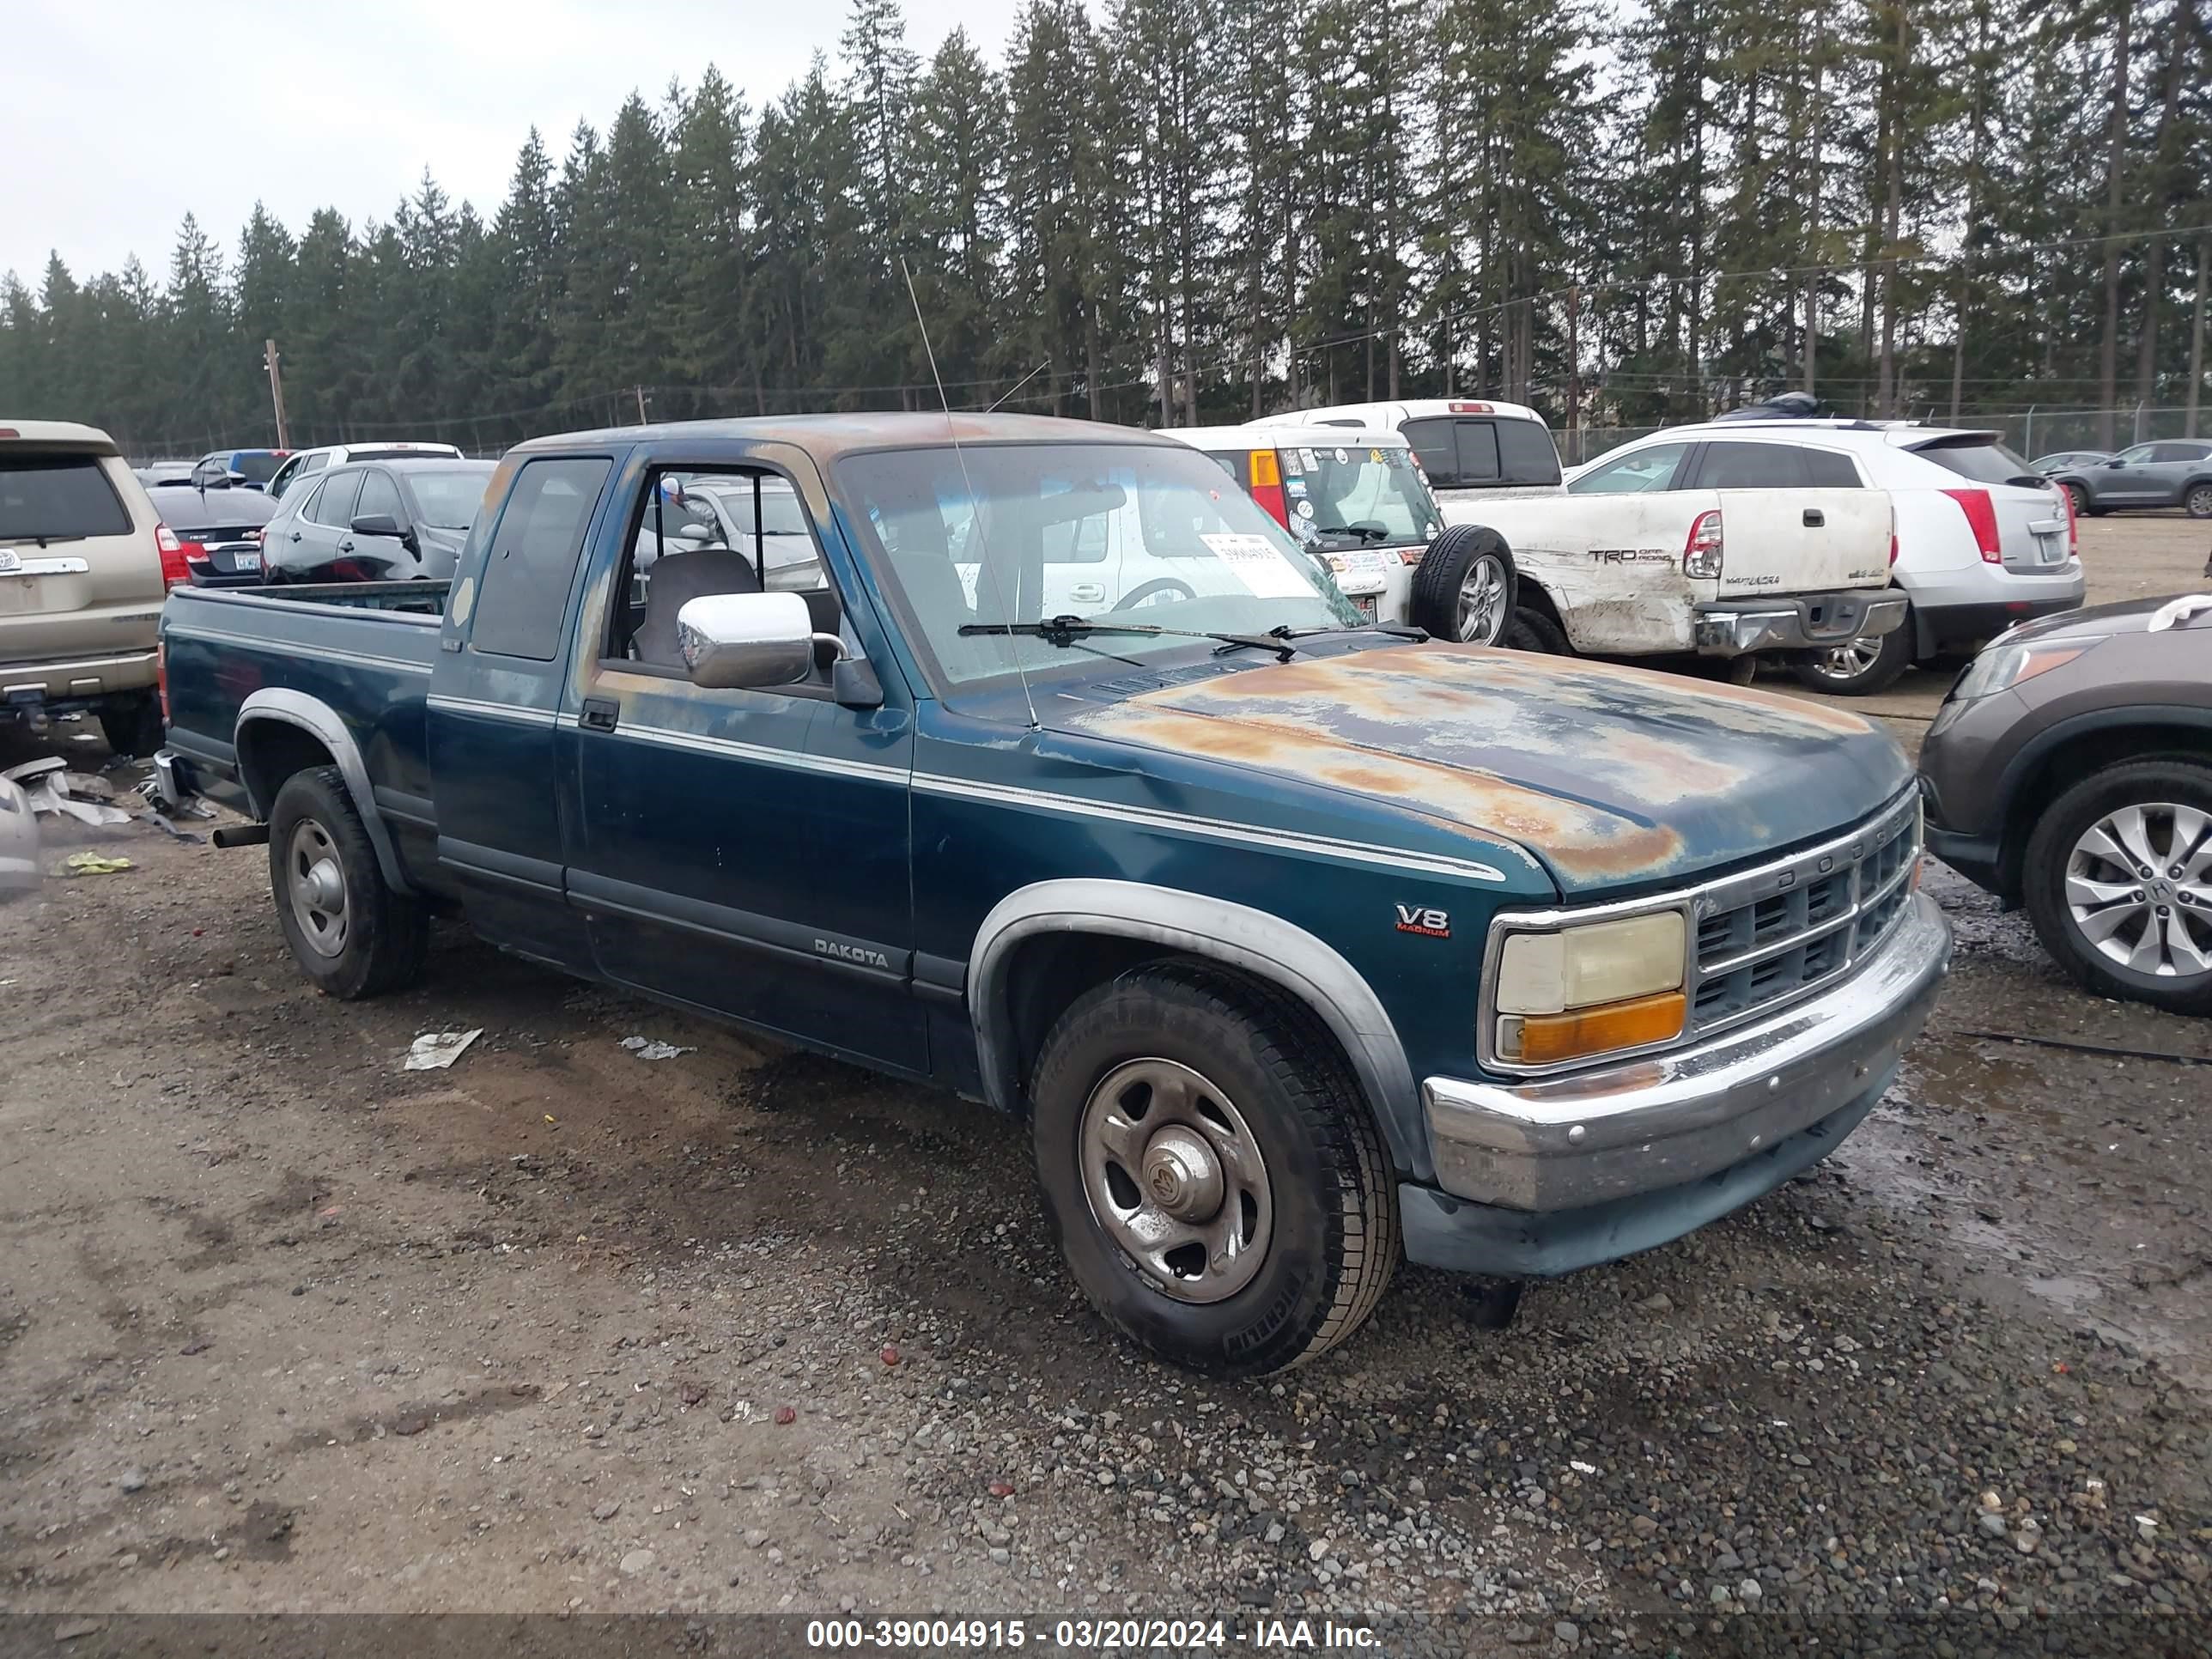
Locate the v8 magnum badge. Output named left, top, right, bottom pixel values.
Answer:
left=1395, top=903, right=1450, bottom=939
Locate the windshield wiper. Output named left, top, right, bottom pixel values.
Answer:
left=958, top=615, right=1299, bottom=662
left=1312, top=525, right=1390, bottom=543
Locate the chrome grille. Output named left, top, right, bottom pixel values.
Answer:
left=1687, top=791, right=1922, bottom=1037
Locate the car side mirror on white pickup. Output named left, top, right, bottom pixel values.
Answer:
left=677, top=592, right=847, bottom=691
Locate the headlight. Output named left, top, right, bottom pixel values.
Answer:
left=1493, top=910, right=1687, bottom=1066
left=1950, top=636, right=2098, bottom=701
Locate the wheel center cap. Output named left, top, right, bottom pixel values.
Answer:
left=1143, top=1126, right=1224, bottom=1221
left=304, top=859, right=344, bottom=911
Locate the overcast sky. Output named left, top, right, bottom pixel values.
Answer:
left=2, top=0, right=1032, bottom=289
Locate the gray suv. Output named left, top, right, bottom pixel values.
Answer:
left=2048, top=440, right=2212, bottom=519
left=1918, top=594, right=2212, bottom=1012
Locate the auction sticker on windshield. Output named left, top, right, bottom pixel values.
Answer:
left=1200, top=532, right=1317, bottom=599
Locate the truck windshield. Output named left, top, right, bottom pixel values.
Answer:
left=1283, top=442, right=1440, bottom=550
left=843, top=442, right=1343, bottom=689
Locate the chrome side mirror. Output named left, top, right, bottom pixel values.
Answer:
left=676, top=592, right=844, bottom=690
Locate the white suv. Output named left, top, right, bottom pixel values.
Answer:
left=1574, top=420, right=2082, bottom=693
left=267, top=441, right=464, bottom=502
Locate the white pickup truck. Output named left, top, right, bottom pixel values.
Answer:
left=1449, top=430, right=1904, bottom=664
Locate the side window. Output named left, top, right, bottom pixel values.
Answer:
left=2149, top=442, right=2209, bottom=464
left=608, top=468, right=837, bottom=672
left=1567, top=441, right=1692, bottom=495
left=471, top=457, right=611, bottom=661
left=1402, top=419, right=1456, bottom=486
left=1452, top=421, right=1503, bottom=484
left=355, top=470, right=404, bottom=524
left=301, top=453, right=329, bottom=477
left=1799, top=450, right=1863, bottom=489
left=2114, top=444, right=2157, bottom=465
left=313, top=471, right=363, bottom=527
left=1697, top=441, right=1807, bottom=489
left=1495, top=418, right=1564, bottom=486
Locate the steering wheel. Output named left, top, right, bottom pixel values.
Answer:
left=1109, top=578, right=1196, bottom=611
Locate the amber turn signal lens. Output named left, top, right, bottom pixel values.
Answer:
left=1499, top=990, right=1687, bottom=1066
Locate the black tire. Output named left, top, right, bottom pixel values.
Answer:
left=1787, top=610, right=1915, bottom=696
left=1030, top=962, right=1398, bottom=1377
left=2185, top=482, right=2212, bottom=520
left=2021, top=757, right=2212, bottom=1017
left=1503, top=607, right=1569, bottom=654
left=98, top=694, right=165, bottom=758
left=1408, top=526, right=1517, bottom=645
left=266, top=765, right=428, bottom=1000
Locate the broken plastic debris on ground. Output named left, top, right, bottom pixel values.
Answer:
left=619, top=1036, right=695, bottom=1060
left=61, top=852, right=132, bottom=877
left=403, top=1029, right=483, bottom=1071
left=3, top=758, right=133, bottom=827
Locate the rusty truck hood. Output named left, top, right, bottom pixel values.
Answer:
left=1054, top=644, right=1911, bottom=896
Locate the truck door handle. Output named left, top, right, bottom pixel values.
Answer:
left=1802, top=508, right=1825, bottom=527
left=579, top=697, right=620, bottom=732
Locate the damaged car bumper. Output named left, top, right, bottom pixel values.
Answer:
left=1694, top=592, right=1909, bottom=657
left=1402, top=890, right=1949, bottom=1277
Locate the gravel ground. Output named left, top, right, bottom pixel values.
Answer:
left=2, top=520, right=2208, bottom=1655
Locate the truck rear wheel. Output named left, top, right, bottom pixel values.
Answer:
left=1030, top=963, right=1398, bottom=1377
left=1409, top=526, right=1516, bottom=645
left=267, top=766, right=428, bottom=1000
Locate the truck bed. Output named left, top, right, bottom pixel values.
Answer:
left=160, top=582, right=448, bottom=856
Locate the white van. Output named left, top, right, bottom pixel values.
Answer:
left=268, top=441, right=465, bottom=501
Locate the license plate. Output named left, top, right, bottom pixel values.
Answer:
left=2034, top=533, right=2063, bottom=563
left=231, top=550, right=262, bottom=572
left=1352, top=594, right=1378, bottom=620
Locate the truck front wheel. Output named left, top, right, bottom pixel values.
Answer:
left=1030, top=963, right=1398, bottom=1377
left=267, top=766, right=428, bottom=1000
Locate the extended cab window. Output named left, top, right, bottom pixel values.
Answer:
left=1568, top=441, right=1691, bottom=495
left=0, top=454, right=131, bottom=541
left=470, top=457, right=611, bottom=660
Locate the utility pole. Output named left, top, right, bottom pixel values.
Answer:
left=263, top=339, right=290, bottom=450
left=634, top=386, right=650, bottom=425
left=2189, top=232, right=2208, bottom=439
left=1565, top=285, right=1582, bottom=467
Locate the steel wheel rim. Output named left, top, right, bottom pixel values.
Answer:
left=1455, top=555, right=1507, bottom=644
left=287, top=818, right=350, bottom=959
left=1078, top=1057, right=1273, bottom=1304
left=1814, top=636, right=1881, bottom=681
left=2064, top=802, right=2212, bottom=979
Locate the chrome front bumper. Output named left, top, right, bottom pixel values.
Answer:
left=1693, top=592, right=1908, bottom=656
left=1422, top=891, right=1950, bottom=1212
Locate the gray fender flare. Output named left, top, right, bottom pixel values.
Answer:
left=234, top=689, right=412, bottom=896
left=968, top=878, right=1426, bottom=1182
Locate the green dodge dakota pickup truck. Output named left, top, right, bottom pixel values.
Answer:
left=157, top=414, right=1951, bottom=1375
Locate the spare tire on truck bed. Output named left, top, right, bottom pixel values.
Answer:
left=1407, top=525, right=1517, bottom=646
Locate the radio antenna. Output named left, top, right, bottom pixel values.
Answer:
left=985, top=358, right=1051, bottom=414
left=902, top=257, right=1038, bottom=730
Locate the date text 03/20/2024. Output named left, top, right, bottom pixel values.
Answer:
left=804, top=1618, right=1378, bottom=1650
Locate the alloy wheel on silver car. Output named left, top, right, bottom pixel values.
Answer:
left=2063, top=803, right=2212, bottom=979
left=2187, top=483, right=2212, bottom=520
left=286, top=817, right=351, bottom=959
left=1078, top=1057, right=1272, bottom=1303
